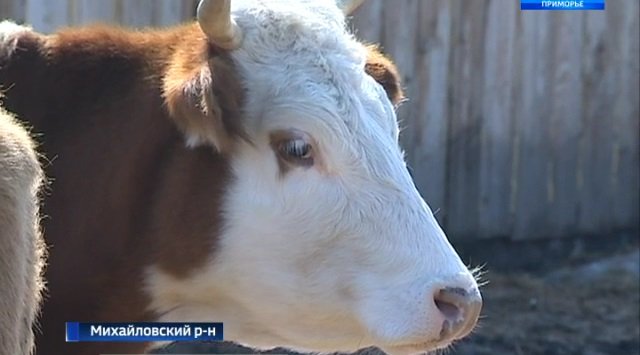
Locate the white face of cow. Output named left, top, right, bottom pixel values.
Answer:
left=147, top=1, right=481, bottom=354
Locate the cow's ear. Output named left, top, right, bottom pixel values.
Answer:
left=163, top=41, right=246, bottom=152
left=364, top=45, right=405, bottom=107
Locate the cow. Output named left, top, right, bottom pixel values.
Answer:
left=0, top=1, right=482, bottom=354
left=0, top=106, right=46, bottom=355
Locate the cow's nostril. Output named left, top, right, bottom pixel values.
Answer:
left=434, top=298, right=461, bottom=322
left=433, top=287, right=482, bottom=340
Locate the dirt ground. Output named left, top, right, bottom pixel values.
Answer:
left=451, top=249, right=640, bottom=355
left=156, top=241, right=640, bottom=355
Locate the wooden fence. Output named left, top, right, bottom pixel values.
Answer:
left=1, top=0, right=638, bottom=241
left=0, top=0, right=197, bottom=31
left=352, top=0, right=639, bottom=241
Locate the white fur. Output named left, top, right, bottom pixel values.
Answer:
left=0, top=21, right=32, bottom=59
left=149, top=1, right=478, bottom=354
left=0, top=108, right=45, bottom=355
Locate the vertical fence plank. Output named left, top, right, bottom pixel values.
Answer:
left=546, top=12, right=584, bottom=237
left=477, top=0, right=517, bottom=238
left=445, top=0, right=488, bottom=239
left=512, top=11, right=554, bottom=240
left=578, top=9, right=612, bottom=234
left=409, top=0, right=452, bottom=220
left=610, top=0, right=640, bottom=231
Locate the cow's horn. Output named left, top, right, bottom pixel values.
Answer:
left=197, top=0, right=242, bottom=49
left=336, top=0, right=366, bottom=14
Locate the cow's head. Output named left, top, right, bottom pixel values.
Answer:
left=155, top=0, right=481, bottom=353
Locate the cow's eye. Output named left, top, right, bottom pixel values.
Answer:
left=270, top=130, right=315, bottom=167
left=281, top=139, right=312, bottom=160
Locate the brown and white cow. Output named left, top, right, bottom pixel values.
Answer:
left=0, top=107, right=45, bottom=355
left=0, top=1, right=482, bottom=354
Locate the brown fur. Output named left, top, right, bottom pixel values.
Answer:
left=0, top=107, right=46, bottom=355
left=1, top=24, right=233, bottom=355
left=163, top=30, right=248, bottom=152
left=364, top=44, right=405, bottom=106
left=0, top=21, right=402, bottom=355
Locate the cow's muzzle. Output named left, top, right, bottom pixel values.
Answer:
left=433, top=286, right=483, bottom=341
